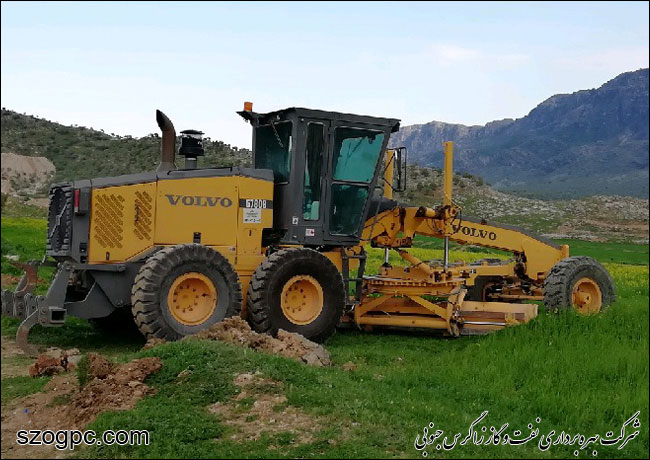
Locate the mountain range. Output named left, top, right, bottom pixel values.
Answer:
left=389, top=68, right=649, bottom=198
left=1, top=97, right=648, bottom=242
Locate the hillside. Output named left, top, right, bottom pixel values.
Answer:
left=1, top=109, right=647, bottom=243
left=390, top=69, right=650, bottom=198
left=0, top=109, right=251, bottom=183
left=394, top=165, right=648, bottom=243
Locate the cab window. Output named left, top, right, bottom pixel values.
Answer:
left=329, top=184, right=369, bottom=235
left=332, top=128, right=384, bottom=183
left=254, top=121, right=293, bottom=183
left=303, top=123, right=324, bottom=220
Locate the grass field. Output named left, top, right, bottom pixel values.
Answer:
left=1, top=216, right=648, bottom=459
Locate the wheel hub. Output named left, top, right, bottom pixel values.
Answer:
left=280, top=275, right=323, bottom=325
left=168, top=272, right=217, bottom=325
left=571, top=277, right=602, bottom=314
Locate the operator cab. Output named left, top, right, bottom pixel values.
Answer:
left=239, top=104, right=401, bottom=247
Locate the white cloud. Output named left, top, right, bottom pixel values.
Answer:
left=431, top=44, right=481, bottom=66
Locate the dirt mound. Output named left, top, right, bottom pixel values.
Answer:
left=29, top=348, right=81, bottom=377
left=1, top=152, right=55, bottom=197
left=1, top=354, right=163, bottom=459
left=70, top=356, right=162, bottom=427
left=87, top=352, right=113, bottom=379
left=209, top=372, right=322, bottom=444
left=187, top=317, right=331, bottom=366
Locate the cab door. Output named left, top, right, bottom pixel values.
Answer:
left=323, top=124, right=387, bottom=243
left=292, top=120, right=330, bottom=244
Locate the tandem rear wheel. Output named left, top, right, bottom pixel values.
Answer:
left=131, top=244, right=242, bottom=340
left=247, top=248, right=345, bottom=343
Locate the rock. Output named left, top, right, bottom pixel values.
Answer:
left=44, top=347, right=65, bottom=361
left=29, top=354, right=66, bottom=377
left=29, top=348, right=79, bottom=377
left=66, top=349, right=82, bottom=366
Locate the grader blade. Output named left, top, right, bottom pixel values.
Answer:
left=458, top=301, right=538, bottom=335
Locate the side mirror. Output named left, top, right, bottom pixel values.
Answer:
left=394, top=147, right=407, bottom=192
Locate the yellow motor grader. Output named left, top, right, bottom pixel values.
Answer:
left=1, top=104, right=615, bottom=352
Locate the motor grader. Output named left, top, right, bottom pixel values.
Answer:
left=1, top=104, right=615, bottom=352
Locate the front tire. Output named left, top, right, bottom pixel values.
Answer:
left=131, top=245, right=242, bottom=340
left=247, top=248, right=345, bottom=343
left=543, top=256, right=615, bottom=313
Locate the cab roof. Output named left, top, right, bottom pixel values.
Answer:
left=238, top=106, right=401, bottom=133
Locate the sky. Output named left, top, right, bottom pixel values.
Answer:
left=1, top=1, right=648, bottom=149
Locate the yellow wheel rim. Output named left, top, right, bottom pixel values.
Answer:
left=571, top=277, right=602, bottom=314
left=280, top=275, right=323, bottom=325
left=167, top=272, right=217, bottom=326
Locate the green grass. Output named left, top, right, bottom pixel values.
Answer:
left=554, top=239, right=649, bottom=265
left=406, top=234, right=649, bottom=266
left=79, top=262, right=648, bottom=459
left=1, top=216, right=648, bottom=458
left=1, top=217, right=53, bottom=289
left=1, top=196, right=48, bottom=219
left=1, top=375, right=51, bottom=406
left=1, top=316, right=144, bottom=358
left=1, top=217, right=48, bottom=263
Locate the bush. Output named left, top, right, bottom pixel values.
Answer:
left=76, top=354, right=91, bottom=388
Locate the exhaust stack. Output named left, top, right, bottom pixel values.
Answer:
left=156, top=109, right=176, bottom=173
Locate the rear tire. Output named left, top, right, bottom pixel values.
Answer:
left=543, top=256, right=615, bottom=313
left=131, top=245, right=242, bottom=340
left=247, top=248, right=345, bottom=343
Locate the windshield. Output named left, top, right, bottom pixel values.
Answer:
left=329, top=184, right=369, bottom=235
left=332, top=128, right=385, bottom=183
left=329, top=127, right=385, bottom=236
left=254, top=121, right=293, bottom=183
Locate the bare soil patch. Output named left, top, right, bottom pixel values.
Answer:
left=209, top=372, right=322, bottom=445
left=1, top=353, right=162, bottom=459
left=184, top=316, right=332, bottom=367
left=70, top=355, right=161, bottom=428
left=1, top=152, right=55, bottom=197
left=1, top=274, right=21, bottom=289
left=1, top=335, right=31, bottom=378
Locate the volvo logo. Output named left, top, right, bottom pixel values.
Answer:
left=166, top=194, right=233, bottom=208
left=459, top=225, right=497, bottom=241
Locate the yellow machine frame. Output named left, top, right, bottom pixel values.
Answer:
left=338, top=142, right=567, bottom=335
left=84, top=141, right=564, bottom=335
left=89, top=175, right=273, bottom=300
